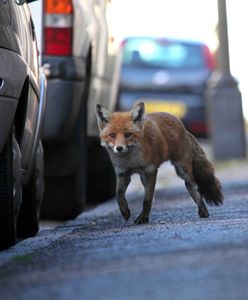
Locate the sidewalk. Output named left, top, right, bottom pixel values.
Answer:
left=0, top=159, right=248, bottom=300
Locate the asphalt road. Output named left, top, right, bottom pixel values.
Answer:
left=0, top=180, right=248, bottom=300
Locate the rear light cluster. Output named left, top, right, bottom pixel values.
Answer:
left=202, top=45, right=216, bottom=71
left=188, top=121, right=208, bottom=136
left=43, top=0, right=73, bottom=56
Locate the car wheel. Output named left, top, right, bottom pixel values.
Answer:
left=0, top=129, right=22, bottom=250
left=41, top=69, right=89, bottom=220
left=17, top=141, right=44, bottom=238
left=41, top=109, right=87, bottom=220
left=87, top=138, right=116, bottom=205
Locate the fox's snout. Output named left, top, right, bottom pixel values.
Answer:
left=113, top=144, right=128, bottom=154
left=100, top=136, right=130, bottom=154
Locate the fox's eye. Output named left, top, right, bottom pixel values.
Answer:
left=109, top=133, right=116, bottom=139
left=125, top=132, right=132, bottom=138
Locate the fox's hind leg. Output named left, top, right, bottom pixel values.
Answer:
left=134, top=170, right=157, bottom=224
left=174, top=162, right=209, bottom=218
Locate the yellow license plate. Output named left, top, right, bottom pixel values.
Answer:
left=143, top=101, right=187, bottom=118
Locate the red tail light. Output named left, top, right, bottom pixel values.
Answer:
left=203, top=45, right=216, bottom=71
left=119, top=39, right=127, bottom=50
left=44, top=28, right=72, bottom=56
left=43, top=0, right=73, bottom=56
left=188, top=121, right=208, bottom=136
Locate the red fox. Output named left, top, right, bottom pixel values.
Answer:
left=96, top=102, right=223, bottom=224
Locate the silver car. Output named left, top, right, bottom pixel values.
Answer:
left=30, top=0, right=120, bottom=219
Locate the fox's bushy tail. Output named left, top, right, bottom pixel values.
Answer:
left=189, top=134, right=223, bottom=206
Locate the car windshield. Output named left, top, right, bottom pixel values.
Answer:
left=122, top=38, right=206, bottom=70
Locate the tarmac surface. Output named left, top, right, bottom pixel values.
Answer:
left=0, top=157, right=248, bottom=300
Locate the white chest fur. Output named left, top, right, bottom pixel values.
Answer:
left=108, top=147, right=156, bottom=175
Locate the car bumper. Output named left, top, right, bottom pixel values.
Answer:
left=41, top=56, right=87, bottom=141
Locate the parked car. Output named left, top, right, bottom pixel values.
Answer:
left=0, top=0, right=46, bottom=250
left=117, top=36, right=216, bottom=137
left=30, top=0, right=120, bottom=219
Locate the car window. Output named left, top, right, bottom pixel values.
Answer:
left=122, top=38, right=205, bottom=70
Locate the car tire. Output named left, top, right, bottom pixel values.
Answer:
left=41, top=69, right=89, bottom=220
left=41, top=109, right=87, bottom=220
left=0, top=129, right=22, bottom=250
left=17, top=142, right=44, bottom=238
left=87, top=138, right=116, bottom=205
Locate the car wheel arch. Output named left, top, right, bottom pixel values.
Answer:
left=14, top=76, right=29, bottom=144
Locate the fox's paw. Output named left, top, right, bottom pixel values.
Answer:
left=134, top=215, right=149, bottom=225
left=121, top=208, right=131, bottom=221
left=198, top=206, right=209, bottom=218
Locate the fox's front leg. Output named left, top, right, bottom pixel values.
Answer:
left=116, top=174, right=131, bottom=221
left=135, top=170, right=157, bottom=224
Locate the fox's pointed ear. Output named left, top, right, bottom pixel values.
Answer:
left=131, top=102, right=145, bottom=125
left=96, top=104, right=111, bottom=129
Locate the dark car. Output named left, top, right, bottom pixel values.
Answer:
left=117, top=37, right=216, bottom=137
left=0, top=0, right=46, bottom=250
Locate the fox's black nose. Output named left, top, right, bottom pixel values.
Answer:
left=116, top=146, right=123, bottom=152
